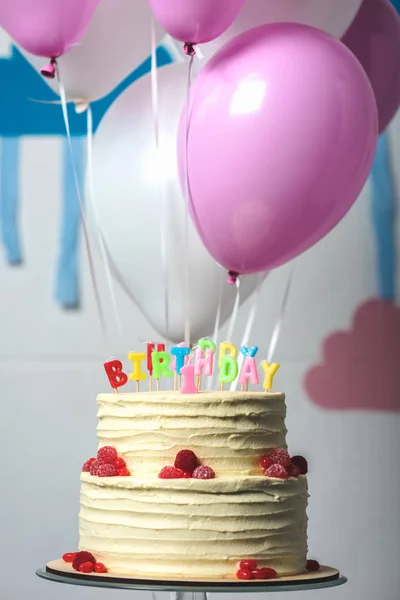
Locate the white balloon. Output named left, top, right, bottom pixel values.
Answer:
left=198, top=0, right=363, bottom=65
left=91, top=63, right=267, bottom=342
left=20, top=0, right=163, bottom=103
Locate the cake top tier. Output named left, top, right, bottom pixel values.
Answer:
left=96, top=391, right=287, bottom=477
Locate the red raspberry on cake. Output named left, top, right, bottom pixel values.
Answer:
left=291, top=455, right=308, bottom=475
left=288, top=463, right=300, bottom=478
left=264, top=464, right=288, bottom=479
left=158, top=466, right=184, bottom=479
left=307, top=560, right=320, bottom=571
left=268, top=448, right=291, bottom=468
left=260, top=456, right=274, bottom=470
left=114, top=457, right=126, bottom=470
left=89, top=460, right=101, bottom=476
left=82, top=458, right=96, bottom=472
left=97, top=446, right=118, bottom=464
left=118, top=467, right=130, bottom=477
left=192, top=465, right=215, bottom=479
left=97, top=463, right=118, bottom=477
left=174, top=450, right=198, bottom=474
left=72, top=551, right=96, bottom=571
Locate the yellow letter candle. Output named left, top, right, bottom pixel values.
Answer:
left=260, top=361, right=280, bottom=391
left=218, top=342, right=237, bottom=368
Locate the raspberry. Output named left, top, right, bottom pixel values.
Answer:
left=97, top=463, right=118, bottom=477
left=94, top=563, right=107, bottom=573
left=114, top=457, right=126, bottom=469
left=236, top=568, right=252, bottom=580
left=174, top=450, right=199, bottom=473
left=79, top=562, right=95, bottom=573
left=72, top=551, right=96, bottom=571
left=118, top=467, right=130, bottom=477
left=97, top=446, right=118, bottom=464
left=291, top=456, right=308, bottom=475
left=182, top=472, right=192, bottom=478
left=254, top=568, right=277, bottom=580
left=264, top=464, right=288, bottom=479
left=240, top=559, right=257, bottom=570
left=268, top=448, right=291, bottom=468
left=62, top=552, right=76, bottom=563
left=82, top=458, right=96, bottom=472
left=307, top=560, right=320, bottom=571
left=158, top=466, right=184, bottom=479
left=192, top=465, right=215, bottom=479
left=89, top=460, right=100, bottom=476
left=260, top=456, right=273, bottom=470
left=289, top=464, right=300, bottom=478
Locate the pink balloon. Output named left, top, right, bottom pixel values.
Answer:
left=147, top=0, right=246, bottom=44
left=342, top=0, right=400, bottom=134
left=178, top=23, right=378, bottom=275
left=0, top=0, right=99, bottom=57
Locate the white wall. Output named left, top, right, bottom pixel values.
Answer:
left=1, top=122, right=400, bottom=600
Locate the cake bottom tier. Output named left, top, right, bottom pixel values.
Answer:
left=79, top=473, right=308, bottom=579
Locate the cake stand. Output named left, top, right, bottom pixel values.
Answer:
left=36, top=560, right=347, bottom=599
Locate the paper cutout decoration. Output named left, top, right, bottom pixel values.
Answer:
left=305, top=299, right=400, bottom=412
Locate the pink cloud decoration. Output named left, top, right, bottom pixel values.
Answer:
left=305, top=300, right=400, bottom=411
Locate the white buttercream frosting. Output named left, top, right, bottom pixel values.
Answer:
left=78, top=390, right=308, bottom=578
left=97, top=391, right=287, bottom=476
left=79, top=474, right=308, bottom=577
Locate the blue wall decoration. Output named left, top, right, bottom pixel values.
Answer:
left=0, top=137, right=22, bottom=265
left=0, top=45, right=172, bottom=308
left=370, top=132, right=398, bottom=301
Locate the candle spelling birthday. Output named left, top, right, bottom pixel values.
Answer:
left=104, top=339, right=280, bottom=394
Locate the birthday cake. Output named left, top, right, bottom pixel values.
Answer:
left=66, top=342, right=310, bottom=581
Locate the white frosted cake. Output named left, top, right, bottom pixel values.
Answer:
left=77, top=391, right=309, bottom=580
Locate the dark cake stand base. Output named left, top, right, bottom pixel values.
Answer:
left=36, top=560, right=347, bottom=598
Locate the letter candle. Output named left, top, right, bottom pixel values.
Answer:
left=180, top=364, right=198, bottom=394
left=260, top=361, right=280, bottom=391
left=104, top=359, right=128, bottom=392
left=239, top=346, right=259, bottom=391
left=152, top=350, right=173, bottom=390
left=194, top=348, right=214, bottom=390
left=171, top=343, right=190, bottom=390
left=219, top=355, right=239, bottom=390
left=147, top=343, right=165, bottom=391
left=218, top=341, right=237, bottom=368
left=128, top=352, right=147, bottom=392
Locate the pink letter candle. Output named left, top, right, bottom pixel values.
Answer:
left=239, top=357, right=259, bottom=389
left=194, top=348, right=214, bottom=377
left=180, top=364, right=199, bottom=394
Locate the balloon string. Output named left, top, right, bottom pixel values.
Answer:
left=267, top=267, right=294, bottom=364
left=226, top=278, right=241, bottom=343
left=183, top=54, right=195, bottom=347
left=86, top=104, right=123, bottom=342
left=151, top=16, right=170, bottom=341
left=230, top=274, right=265, bottom=391
left=208, top=274, right=224, bottom=390
left=55, top=64, right=109, bottom=353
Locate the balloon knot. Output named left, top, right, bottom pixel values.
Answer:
left=183, top=43, right=196, bottom=56
left=227, top=271, right=239, bottom=285
left=40, top=57, right=57, bottom=79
